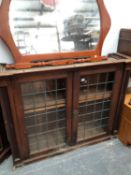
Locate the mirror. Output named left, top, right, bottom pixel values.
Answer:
left=9, top=0, right=100, bottom=55
left=0, top=0, right=110, bottom=68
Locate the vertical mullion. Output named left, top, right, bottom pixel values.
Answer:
left=12, top=82, right=30, bottom=159
left=45, top=80, right=49, bottom=148
left=84, top=76, right=90, bottom=139
left=99, top=73, right=109, bottom=130
left=115, top=70, right=130, bottom=130
left=30, top=82, right=39, bottom=152
left=72, top=72, right=80, bottom=144
left=91, top=74, right=99, bottom=134
left=55, top=79, right=59, bottom=146
left=66, top=73, right=73, bottom=145
left=108, top=66, right=124, bottom=133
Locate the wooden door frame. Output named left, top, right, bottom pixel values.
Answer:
left=11, top=70, right=73, bottom=161
left=0, top=85, right=17, bottom=163
left=72, top=63, right=124, bottom=144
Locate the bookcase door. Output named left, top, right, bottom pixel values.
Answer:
left=12, top=72, right=72, bottom=159
left=78, top=72, right=115, bottom=142
left=72, top=66, right=123, bottom=144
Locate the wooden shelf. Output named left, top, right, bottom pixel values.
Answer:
left=23, top=94, right=66, bottom=115
left=23, top=90, right=112, bottom=115
left=79, top=90, right=112, bottom=103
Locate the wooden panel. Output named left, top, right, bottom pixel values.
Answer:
left=72, top=71, right=80, bottom=144
left=0, top=103, right=11, bottom=163
left=122, top=94, right=131, bottom=120
left=0, top=78, right=8, bottom=87
left=79, top=64, right=117, bottom=76
left=118, top=29, right=131, bottom=56
left=107, top=65, right=124, bottom=133
left=12, top=71, right=68, bottom=83
left=119, top=118, right=131, bottom=145
left=114, top=68, right=130, bottom=131
left=118, top=94, right=131, bottom=145
left=0, top=87, right=19, bottom=161
left=11, top=82, right=33, bottom=159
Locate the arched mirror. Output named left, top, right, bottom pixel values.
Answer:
left=9, top=0, right=100, bottom=55
left=0, top=0, right=110, bottom=68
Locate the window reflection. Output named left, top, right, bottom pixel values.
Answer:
left=9, top=0, right=100, bottom=55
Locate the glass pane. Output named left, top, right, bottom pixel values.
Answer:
left=78, top=72, right=115, bottom=141
left=9, top=0, right=100, bottom=55
left=21, top=78, right=67, bottom=154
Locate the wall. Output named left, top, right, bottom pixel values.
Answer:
left=0, top=0, right=131, bottom=63
left=0, top=39, right=14, bottom=64
left=102, top=0, right=131, bottom=55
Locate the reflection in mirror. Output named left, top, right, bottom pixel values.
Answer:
left=0, top=0, right=2, bottom=7
left=9, top=0, right=100, bottom=55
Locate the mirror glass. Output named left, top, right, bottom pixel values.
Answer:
left=9, top=0, right=100, bottom=55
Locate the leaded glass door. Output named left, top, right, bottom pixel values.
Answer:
left=72, top=68, right=121, bottom=144
left=77, top=72, right=115, bottom=141
left=13, top=72, right=72, bottom=158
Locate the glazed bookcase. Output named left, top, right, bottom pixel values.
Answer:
left=0, top=62, right=123, bottom=165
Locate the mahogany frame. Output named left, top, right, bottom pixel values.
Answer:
left=0, top=0, right=111, bottom=69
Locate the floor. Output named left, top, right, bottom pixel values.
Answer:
left=0, top=139, right=131, bottom=175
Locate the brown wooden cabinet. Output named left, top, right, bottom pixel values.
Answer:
left=0, top=61, right=124, bottom=166
left=0, top=0, right=129, bottom=167
left=118, top=94, right=131, bottom=145
left=117, top=61, right=131, bottom=144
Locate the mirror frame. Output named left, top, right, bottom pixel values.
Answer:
left=0, top=0, right=111, bottom=69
